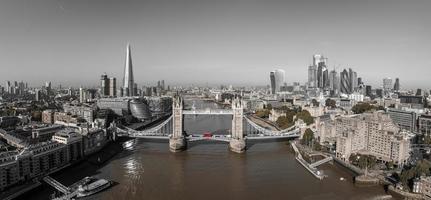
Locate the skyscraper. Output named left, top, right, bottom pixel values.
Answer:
left=123, top=44, right=134, bottom=96
left=109, top=77, right=116, bottom=97
left=270, top=71, right=276, bottom=94
left=100, top=73, right=109, bottom=97
left=340, top=69, right=351, bottom=94
left=394, top=78, right=400, bottom=91
left=308, top=65, right=317, bottom=88
left=79, top=87, right=87, bottom=103
left=349, top=69, right=357, bottom=92
left=383, top=77, right=393, bottom=94
left=329, top=69, right=338, bottom=92
left=313, top=54, right=328, bottom=89
left=365, top=85, right=372, bottom=97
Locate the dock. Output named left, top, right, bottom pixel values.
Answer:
left=291, top=142, right=333, bottom=180
left=43, top=176, right=79, bottom=200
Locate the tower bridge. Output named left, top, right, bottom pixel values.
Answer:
left=114, top=96, right=300, bottom=153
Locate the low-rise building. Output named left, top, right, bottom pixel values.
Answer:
left=63, top=103, right=96, bottom=123
left=413, top=176, right=431, bottom=198
left=42, top=110, right=55, bottom=124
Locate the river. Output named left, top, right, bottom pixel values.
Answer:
left=20, top=100, right=392, bottom=200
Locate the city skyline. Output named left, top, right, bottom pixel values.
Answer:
left=0, top=0, right=430, bottom=89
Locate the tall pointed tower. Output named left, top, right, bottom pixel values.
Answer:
left=123, top=43, right=134, bottom=96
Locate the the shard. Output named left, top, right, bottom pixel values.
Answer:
left=123, top=43, right=134, bottom=96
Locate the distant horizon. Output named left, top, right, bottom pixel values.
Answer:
left=0, top=0, right=430, bottom=90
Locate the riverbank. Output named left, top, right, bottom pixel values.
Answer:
left=388, top=185, right=424, bottom=200
left=12, top=139, right=125, bottom=200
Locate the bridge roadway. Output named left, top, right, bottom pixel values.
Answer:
left=183, top=109, right=233, bottom=115
left=127, top=130, right=300, bottom=141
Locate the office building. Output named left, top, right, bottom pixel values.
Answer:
left=394, top=78, right=400, bottom=91
left=340, top=69, right=351, bottom=94
left=365, top=85, right=372, bottom=97
left=308, top=65, right=317, bottom=88
left=269, top=69, right=285, bottom=94
left=383, top=77, right=393, bottom=93
left=100, top=73, right=110, bottom=97
left=109, top=77, right=116, bottom=97
left=387, top=108, right=417, bottom=132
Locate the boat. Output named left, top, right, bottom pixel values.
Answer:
left=76, top=177, right=112, bottom=197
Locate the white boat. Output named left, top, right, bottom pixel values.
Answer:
left=76, top=178, right=112, bottom=198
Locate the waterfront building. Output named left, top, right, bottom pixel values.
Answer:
left=52, top=129, right=83, bottom=161
left=78, top=127, right=109, bottom=156
left=97, top=97, right=155, bottom=119
left=0, top=140, right=69, bottom=191
left=334, top=112, right=411, bottom=165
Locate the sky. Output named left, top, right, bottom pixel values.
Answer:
left=0, top=0, right=430, bottom=89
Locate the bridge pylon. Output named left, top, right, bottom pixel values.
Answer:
left=229, top=96, right=246, bottom=153
left=169, top=95, right=187, bottom=152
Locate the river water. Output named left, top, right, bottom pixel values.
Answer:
left=21, top=100, right=392, bottom=200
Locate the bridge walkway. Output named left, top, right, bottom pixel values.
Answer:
left=42, top=176, right=70, bottom=194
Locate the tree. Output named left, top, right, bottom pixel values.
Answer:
left=386, top=161, right=394, bottom=170
left=255, top=109, right=270, bottom=118
left=296, top=110, right=314, bottom=125
left=313, top=140, right=322, bottom=151
left=265, top=103, right=273, bottom=110
left=351, top=103, right=376, bottom=114
left=301, top=128, right=314, bottom=146
left=276, top=116, right=293, bottom=129
left=311, top=99, right=319, bottom=107
left=325, top=98, right=336, bottom=108
left=398, top=160, right=431, bottom=189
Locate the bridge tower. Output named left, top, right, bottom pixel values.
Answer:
left=169, top=95, right=187, bottom=152
left=229, top=96, right=246, bottom=153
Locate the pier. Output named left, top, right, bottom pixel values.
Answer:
left=43, top=176, right=80, bottom=200
left=291, top=142, right=333, bottom=180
